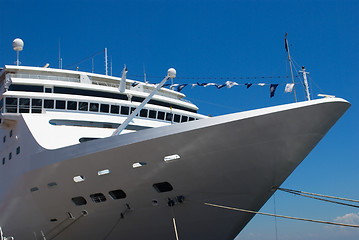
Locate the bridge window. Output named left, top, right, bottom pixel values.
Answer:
left=67, top=101, right=77, bottom=110
left=89, top=103, right=99, bottom=112
left=121, top=106, right=129, bottom=115
left=32, top=99, right=42, bottom=113
left=111, top=105, right=119, bottom=114
left=174, top=114, right=181, bottom=123
left=100, top=104, right=109, bottom=113
left=140, top=109, right=148, bottom=118
left=165, top=112, right=173, bottom=122
left=149, top=110, right=157, bottom=119
left=79, top=102, right=88, bottom=111
left=157, top=111, right=165, bottom=120
left=44, top=99, right=54, bottom=109
left=19, top=98, right=30, bottom=113
left=181, top=116, right=188, bottom=122
left=56, top=100, right=66, bottom=109
left=5, top=97, right=17, bottom=113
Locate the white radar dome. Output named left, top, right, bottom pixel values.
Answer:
left=13, top=38, right=24, bottom=51
left=167, top=68, right=176, bottom=78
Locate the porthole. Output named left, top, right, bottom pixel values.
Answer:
left=109, top=190, right=126, bottom=200
left=72, top=196, right=87, bottom=206
left=16, top=146, right=20, bottom=155
left=8, top=152, right=12, bottom=160
left=9, top=130, right=13, bottom=137
left=153, top=182, right=173, bottom=193
left=2, top=157, right=5, bottom=165
left=30, top=187, right=39, bottom=192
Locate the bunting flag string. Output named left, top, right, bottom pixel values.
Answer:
left=128, top=74, right=299, bottom=80
left=129, top=80, right=302, bottom=98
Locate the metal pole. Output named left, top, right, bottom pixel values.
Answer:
left=105, top=48, right=108, bottom=76
left=285, top=34, right=297, bottom=102
left=300, top=66, right=311, bottom=101
left=112, top=68, right=176, bottom=136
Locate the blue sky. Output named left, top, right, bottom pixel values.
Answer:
left=1, top=0, right=358, bottom=239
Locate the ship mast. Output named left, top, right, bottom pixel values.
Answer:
left=300, top=66, right=311, bottom=101
left=285, top=33, right=297, bottom=102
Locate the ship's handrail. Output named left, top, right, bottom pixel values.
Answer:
left=8, top=73, right=79, bottom=83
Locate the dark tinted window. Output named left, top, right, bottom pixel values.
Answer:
left=121, top=106, right=129, bottom=115
left=181, top=116, right=188, bottom=122
left=5, top=97, right=17, bottom=113
left=189, top=117, right=195, bottom=121
left=79, top=102, right=88, bottom=111
left=140, top=109, right=148, bottom=118
left=9, top=84, right=43, bottom=92
left=19, top=98, right=30, bottom=113
left=100, top=104, right=109, bottom=113
left=149, top=110, right=157, bottom=119
left=89, top=103, right=99, bottom=112
left=157, top=111, right=165, bottom=120
left=44, top=99, right=54, bottom=109
left=56, top=100, right=66, bottom=109
left=67, top=101, right=77, bottom=110
left=110, top=105, right=119, bottom=114
left=32, top=99, right=42, bottom=113
left=166, top=113, right=173, bottom=122
left=45, top=87, right=52, bottom=93
left=174, top=114, right=181, bottom=123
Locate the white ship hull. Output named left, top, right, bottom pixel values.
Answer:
left=0, top=97, right=350, bottom=239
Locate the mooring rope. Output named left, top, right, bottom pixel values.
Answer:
left=276, top=187, right=359, bottom=208
left=277, top=187, right=359, bottom=204
left=204, top=203, right=359, bottom=229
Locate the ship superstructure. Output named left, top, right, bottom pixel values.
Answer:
left=0, top=59, right=350, bottom=239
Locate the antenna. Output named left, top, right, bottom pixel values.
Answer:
left=105, top=48, right=108, bottom=75
left=143, top=64, right=147, bottom=83
left=110, top=56, right=113, bottom=76
left=13, top=38, right=24, bottom=66
left=285, top=33, right=297, bottom=102
left=58, top=39, right=62, bottom=69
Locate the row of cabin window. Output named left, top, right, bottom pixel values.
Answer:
left=8, top=84, right=197, bottom=113
left=2, top=146, right=21, bottom=165
left=4, top=97, right=197, bottom=123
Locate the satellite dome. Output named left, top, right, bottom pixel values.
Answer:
left=13, top=38, right=24, bottom=51
left=167, top=68, right=176, bottom=78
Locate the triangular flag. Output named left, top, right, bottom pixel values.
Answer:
left=131, top=82, right=140, bottom=87
left=284, top=83, right=294, bottom=93
left=270, top=84, right=279, bottom=98
left=245, top=83, right=252, bottom=89
left=170, top=84, right=179, bottom=90
left=216, top=84, right=226, bottom=89
left=177, top=84, right=188, bottom=92
left=203, top=83, right=217, bottom=87
left=226, top=81, right=239, bottom=88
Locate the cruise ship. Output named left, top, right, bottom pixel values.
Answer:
left=0, top=41, right=350, bottom=239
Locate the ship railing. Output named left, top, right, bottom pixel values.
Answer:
left=8, top=73, right=79, bottom=83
